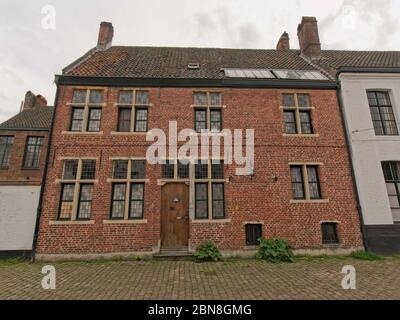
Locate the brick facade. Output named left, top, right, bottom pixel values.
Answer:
left=0, top=129, right=49, bottom=186
left=35, top=85, right=363, bottom=255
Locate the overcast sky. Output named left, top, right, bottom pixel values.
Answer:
left=1, top=0, right=399, bottom=122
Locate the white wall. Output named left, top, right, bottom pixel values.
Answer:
left=339, top=73, right=400, bottom=225
left=0, top=186, right=40, bottom=250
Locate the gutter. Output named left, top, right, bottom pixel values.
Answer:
left=30, top=88, right=59, bottom=262
left=338, top=67, right=400, bottom=75
left=335, top=78, right=369, bottom=251
left=55, top=75, right=337, bottom=90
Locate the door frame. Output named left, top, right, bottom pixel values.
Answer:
left=160, top=182, right=190, bottom=249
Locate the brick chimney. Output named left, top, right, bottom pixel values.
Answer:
left=297, top=17, right=321, bottom=60
left=22, top=91, right=47, bottom=111
left=276, top=32, right=290, bottom=50
left=97, top=21, right=114, bottom=50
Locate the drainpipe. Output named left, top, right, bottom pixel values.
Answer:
left=336, top=78, right=368, bottom=251
left=31, top=81, right=59, bottom=262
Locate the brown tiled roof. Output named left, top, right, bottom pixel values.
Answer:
left=0, top=107, right=54, bottom=131
left=321, top=50, right=400, bottom=69
left=63, top=46, right=400, bottom=80
left=63, top=46, right=320, bottom=78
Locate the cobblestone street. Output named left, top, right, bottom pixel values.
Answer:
left=1, top=257, right=399, bottom=300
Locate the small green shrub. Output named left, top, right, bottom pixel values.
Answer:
left=256, top=238, right=295, bottom=263
left=193, top=241, right=223, bottom=262
left=0, top=257, right=25, bottom=265
left=350, top=250, right=385, bottom=261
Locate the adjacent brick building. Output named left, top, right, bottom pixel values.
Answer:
left=35, top=19, right=364, bottom=259
left=0, top=92, right=53, bottom=258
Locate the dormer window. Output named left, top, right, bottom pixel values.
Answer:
left=188, top=63, right=200, bottom=70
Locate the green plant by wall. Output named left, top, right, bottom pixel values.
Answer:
left=350, top=250, right=385, bottom=261
left=256, top=238, right=295, bottom=263
left=193, top=241, right=223, bottom=262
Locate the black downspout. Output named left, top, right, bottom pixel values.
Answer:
left=336, top=79, right=369, bottom=251
left=31, top=84, right=59, bottom=262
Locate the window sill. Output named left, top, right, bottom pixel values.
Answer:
left=191, top=218, right=231, bottom=224
left=62, top=131, right=103, bottom=135
left=49, top=220, right=95, bottom=225
left=21, top=167, right=40, bottom=171
left=103, top=219, right=147, bottom=224
left=283, top=133, right=319, bottom=138
left=189, top=131, right=228, bottom=137
left=290, top=199, right=329, bottom=204
left=322, top=243, right=342, bottom=248
left=110, top=131, right=148, bottom=135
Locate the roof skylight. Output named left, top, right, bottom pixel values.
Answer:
left=224, top=69, right=275, bottom=79
left=272, top=70, right=328, bottom=80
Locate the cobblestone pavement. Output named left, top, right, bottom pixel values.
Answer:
left=1, top=257, right=399, bottom=300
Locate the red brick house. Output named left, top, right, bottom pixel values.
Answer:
left=35, top=20, right=363, bottom=259
left=0, top=92, right=53, bottom=258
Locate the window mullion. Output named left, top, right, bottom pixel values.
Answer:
left=130, top=91, right=136, bottom=132
left=302, top=165, right=311, bottom=200
left=294, top=94, right=302, bottom=134
left=208, top=160, right=212, bottom=220
left=71, top=160, right=83, bottom=220
left=124, top=160, right=132, bottom=220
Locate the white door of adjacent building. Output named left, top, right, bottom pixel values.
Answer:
left=0, top=186, right=40, bottom=251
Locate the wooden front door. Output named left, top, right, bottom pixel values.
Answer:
left=161, top=183, right=189, bottom=248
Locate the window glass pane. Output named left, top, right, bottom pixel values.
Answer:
left=87, top=108, right=102, bottom=132
left=119, top=91, right=133, bottom=104
left=178, top=161, right=189, bottom=179
left=23, top=136, right=43, bottom=168
left=195, top=163, right=208, bottom=179
left=0, top=136, right=13, bottom=168
left=131, top=183, right=144, bottom=200
left=63, top=160, right=78, bottom=179
left=111, top=183, right=126, bottom=219
left=377, top=92, right=390, bottom=105
left=210, top=93, right=222, bottom=106
left=284, top=111, right=297, bottom=134
left=113, top=160, right=128, bottom=179
left=367, top=92, right=377, bottom=105
left=245, top=224, right=262, bottom=246
left=291, top=166, right=304, bottom=199
left=322, top=223, right=339, bottom=244
left=162, top=160, right=175, bottom=179
left=135, top=91, right=149, bottom=105
left=135, top=108, right=148, bottom=132
left=212, top=183, right=225, bottom=219
left=78, top=184, right=93, bottom=219
left=282, top=94, right=295, bottom=107
left=81, top=160, right=96, bottom=180
left=70, top=108, right=84, bottom=131
left=131, top=160, right=146, bottom=179
left=72, top=90, right=87, bottom=104
left=195, top=183, right=208, bottom=218
left=297, top=94, right=310, bottom=108
left=307, top=166, right=321, bottom=199
left=211, top=161, right=224, bottom=179
left=130, top=184, right=144, bottom=219
left=210, top=110, right=222, bottom=131
left=300, top=111, right=313, bottom=134
left=195, top=109, right=207, bottom=132
left=59, top=184, right=75, bottom=220
left=89, top=90, right=103, bottom=104
left=194, top=92, right=207, bottom=106
left=118, top=108, right=131, bottom=132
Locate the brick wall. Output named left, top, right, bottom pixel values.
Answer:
left=36, top=85, right=363, bottom=254
left=0, top=129, right=49, bottom=186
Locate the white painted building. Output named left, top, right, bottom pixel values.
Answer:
left=338, top=69, right=400, bottom=254
left=0, top=91, right=53, bottom=259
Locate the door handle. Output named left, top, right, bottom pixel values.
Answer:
left=176, top=217, right=182, bottom=220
